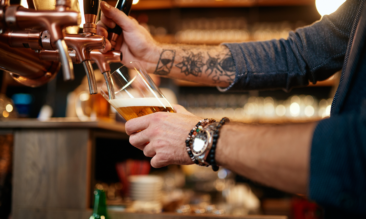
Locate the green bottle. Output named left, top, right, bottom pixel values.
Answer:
left=90, top=189, right=110, bottom=219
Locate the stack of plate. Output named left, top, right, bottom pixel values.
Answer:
left=129, top=176, right=163, bottom=202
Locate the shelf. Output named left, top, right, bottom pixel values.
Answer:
left=106, top=0, right=173, bottom=10
left=106, top=0, right=315, bottom=10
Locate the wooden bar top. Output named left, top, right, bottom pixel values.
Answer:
left=0, top=118, right=126, bottom=133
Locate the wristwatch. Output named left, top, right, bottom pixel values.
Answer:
left=190, top=122, right=218, bottom=166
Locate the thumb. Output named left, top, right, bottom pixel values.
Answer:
left=100, top=1, right=137, bottom=32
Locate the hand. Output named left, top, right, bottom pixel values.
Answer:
left=97, top=2, right=161, bottom=71
left=125, top=105, right=203, bottom=168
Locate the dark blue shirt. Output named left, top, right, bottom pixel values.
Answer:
left=223, top=0, right=366, bottom=217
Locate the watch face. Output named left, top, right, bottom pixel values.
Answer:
left=193, top=132, right=207, bottom=153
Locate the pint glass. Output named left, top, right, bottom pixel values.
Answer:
left=99, top=61, right=175, bottom=121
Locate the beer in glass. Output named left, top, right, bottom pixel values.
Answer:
left=99, top=61, right=175, bottom=121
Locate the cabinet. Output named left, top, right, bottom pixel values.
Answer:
left=2, top=119, right=286, bottom=219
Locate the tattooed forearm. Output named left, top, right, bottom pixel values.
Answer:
left=153, top=45, right=236, bottom=86
left=154, top=49, right=176, bottom=75
left=175, top=52, right=204, bottom=76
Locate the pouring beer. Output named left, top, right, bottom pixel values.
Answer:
left=99, top=61, right=175, bottom=121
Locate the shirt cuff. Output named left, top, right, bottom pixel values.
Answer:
left=217, top=43, right=247, bottom=92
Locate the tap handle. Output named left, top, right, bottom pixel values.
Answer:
left=84, top=0, right=99, bottom=15
left=110, top=0, right=133, bottom=35
left=83, top=0, right=99, bottom=34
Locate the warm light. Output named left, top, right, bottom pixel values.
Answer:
left=20, top=0, right=28, bottom=8
left=133, top=0, right=139, bottom=5
left=218, top=169, right=227, bottom=179
left=316, top=0, right=346, bottom=16
left=264, top=103, right=274, bottom=116
left=79, top=0, right=86, bottom=28
left=275, top=105, right=286, bottom=117
left=290, top=102, right=300, bottom=117
left=322, top=105, right=331, bottom=118
left=80, top=92, right=90, bottom=101
left=304, top=106, right=315, bottom=117
left=5, top=104, right=13, bottom=112
left=2, top=111, right=9, bottom=118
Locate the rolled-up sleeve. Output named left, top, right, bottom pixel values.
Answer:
left=310, top=113, right=366, bottom=215
left=220, top=0, right=360, bottom=92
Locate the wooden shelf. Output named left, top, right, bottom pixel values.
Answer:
left=106, top=0, right=315, bottom=10
left=106, top=0, right=173, bottom=10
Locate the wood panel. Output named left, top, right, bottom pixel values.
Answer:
left=12, top=209, right=92, bottom=219
left=12, top=129, right=91, bottom=212
left=0, top=118, right=126, bottom=133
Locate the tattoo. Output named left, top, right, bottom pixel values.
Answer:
left=154, top=46, right=235, bottom=85
left=204, top=52, right=235, bottom=83
left=175, top=52, right=205, bottom=77
left=154, top=49, right=176, bottom=75
left=206, top=53, right=222, bottom=76
left=214, top=53, right=236, bottom=83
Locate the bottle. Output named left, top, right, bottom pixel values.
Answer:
left=90, top=189, right=110, bottom=219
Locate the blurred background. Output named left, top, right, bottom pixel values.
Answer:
left=0, top=0, right=346, bottom=219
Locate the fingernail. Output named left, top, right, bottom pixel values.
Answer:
left=101, top=1, right=110, bottom=9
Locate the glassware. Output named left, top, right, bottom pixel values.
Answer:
left=98, top=61, right=175, bottom=121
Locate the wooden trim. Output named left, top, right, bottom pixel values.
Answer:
left=0, top=118, right=126, bottom=133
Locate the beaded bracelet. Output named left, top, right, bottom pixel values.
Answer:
left=208, top=117, right=230, bottom=172
left=185, top=118, right=216, bottom=165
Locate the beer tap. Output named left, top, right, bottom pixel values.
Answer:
left=99, top=0, right=133, bottom=99
left=0, top=0, right=79, bottom=81
left=109, top=0, right=133, bottom=49
left=82, top=0, right=98, bottom=93
left=39, top=49, right=121, bottom=99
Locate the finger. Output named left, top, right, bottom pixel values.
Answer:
left=173, top=105, right=192, bottom=115
left=129, top=132, right=150, bottom=150
left=96, top=25, right=112, bottom=52
left=100, top=1, right=137, bottom=32
left=150, top=154, right=169, bottom=169
left=114, top=33, right=124, bottom=50
left=125, top=114, right=153, bottom=135
left=96, top=22, right=108, bottom=37
left=100, top=14, right=116, bottom=29
left=102, top=40, right=112, bottom=53
left=143, top=143, right=156, bottom=158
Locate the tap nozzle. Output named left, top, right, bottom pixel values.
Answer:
left=102, top=71, right=115, bottom=100
left=56, top=39, right=74, bottom=80
left=82, top=60, right=98, bottom=94
left=89, top=50, right=122, bottom=100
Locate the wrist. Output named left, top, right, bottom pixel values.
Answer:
left=144, top=45, right=163, bottom=73
left=215, top=123, right=231, bottom=167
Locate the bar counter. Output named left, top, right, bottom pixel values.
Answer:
left=0, top=119, right=286, bottom=219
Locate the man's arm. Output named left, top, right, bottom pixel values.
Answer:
left=97, top=2, right=235, bottom=87
left=217, top=122, right=316, bottom=194
left=124, top=105, right=316, bottom=195
left=149, top=45, right=235, bottom=87
left=98, top=0, right=361, bottom=91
